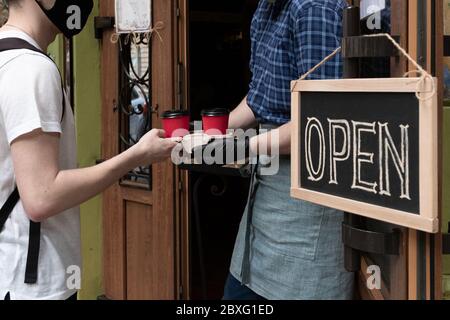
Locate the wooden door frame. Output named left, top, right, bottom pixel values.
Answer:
left=150, top=0, right=178, bottom=300
left=175, top=0, right=191, bottom=300
left=100, top=0, right=124, bottom=300
left=354, top=0, right=410, bottom=301
left=434, top=0, right=444, bottom=301
left=100, top=0, right=179, bottom=300
left=407, top=0, right=444, bottom=300
left=349, top=0, right=444, bottom=300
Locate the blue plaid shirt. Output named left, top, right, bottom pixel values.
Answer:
left=247, top=0, right=347, bottom=125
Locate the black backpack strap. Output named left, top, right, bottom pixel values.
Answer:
left=0, top=37, right=46, bottom=55
left=0, top=37, right=66, bottom=121
left=0, top=186, right=41, bottom=285
left=0, top=37, right=67, bottom=285
left=24, top=221, right=41, bottom=284
left=0, top=187, right=19, bottom=230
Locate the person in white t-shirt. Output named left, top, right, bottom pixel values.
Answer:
left=0, top=0, right=179, bottom=300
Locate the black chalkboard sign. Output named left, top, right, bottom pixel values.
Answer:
left=291, top=78, right=438, bottom=233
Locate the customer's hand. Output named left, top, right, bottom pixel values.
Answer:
left=134, top=129, right=180, bottom=166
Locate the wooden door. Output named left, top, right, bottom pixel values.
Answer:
left=100, top=0, right=179, bottom=300
left=354, top=0, right=444, bottom=300
left=354, top=1, right=408, bottom=300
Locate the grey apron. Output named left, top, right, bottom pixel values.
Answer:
left=229, top=125, right=354, bottom=300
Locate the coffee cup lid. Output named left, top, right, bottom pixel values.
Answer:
left=160, top=110, right=190, bottom=119
left=201, top=108, right=229, bottom=117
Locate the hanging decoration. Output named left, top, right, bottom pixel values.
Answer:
left=115, top=0, right=151, bottom=34
left=111, top=0, right=163, bottom=45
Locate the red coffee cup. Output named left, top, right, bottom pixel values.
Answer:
left=201, top=108, right=230, bottom=136
left=161, top=110, right=190, bottom=138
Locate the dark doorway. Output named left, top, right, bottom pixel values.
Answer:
left=187, top=0, right=258, bottom=300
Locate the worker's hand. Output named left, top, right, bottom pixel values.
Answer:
left=192, top=136, right=250, bottom=165
left=134, top=129, right=180, bottom=166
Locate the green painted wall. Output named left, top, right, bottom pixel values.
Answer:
left=47, top=1, right=103, bottom=300
left=47, top=35, right=64, bottom=74
left=444, top=107, right=450, bottom=300
left=72, top=1, right=103, bottom=300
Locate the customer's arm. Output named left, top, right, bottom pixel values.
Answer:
left=11, top=128, right=178, bottom=222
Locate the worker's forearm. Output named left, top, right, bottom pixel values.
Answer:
left=229, top=96, right=257, bottom=130
left=30, top=145, right=140, bottom=221
left=249, top=122, right=291, bottom=156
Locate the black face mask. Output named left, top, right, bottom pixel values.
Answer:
left=36, top=0, right=93, bottom=38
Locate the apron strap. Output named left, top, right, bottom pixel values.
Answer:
left=240, top=162, right=260, bottom=285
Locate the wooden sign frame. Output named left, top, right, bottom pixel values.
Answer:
left=291, top=78, right=439, bottom=233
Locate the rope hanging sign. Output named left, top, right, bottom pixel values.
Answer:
left=290, top=33, right=439, bottom=233
left=293, top=33, right=436, bottom=101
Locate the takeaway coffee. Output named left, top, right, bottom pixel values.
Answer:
left=161, top=110, right=190, bottom=138
left=201, top=108, right=230, bottom=136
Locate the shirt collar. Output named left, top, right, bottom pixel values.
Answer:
left=268, top=0, right=289, bottom=19
left=268, top=0, right=288, bottom=8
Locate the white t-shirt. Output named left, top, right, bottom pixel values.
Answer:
left=0, top=30, right=81, bottom=300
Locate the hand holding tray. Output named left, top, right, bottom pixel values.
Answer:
left=178, top=132, right=252, bottom=177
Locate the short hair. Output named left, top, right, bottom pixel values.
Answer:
left=4, top=0, right=22, bottom=8
left=0, top=2, right=7, bottom=26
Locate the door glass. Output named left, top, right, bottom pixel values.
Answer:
left=118, top=35, right=152, bottom=189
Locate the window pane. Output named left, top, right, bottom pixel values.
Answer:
left=118, top=36, right=152, bottom=189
